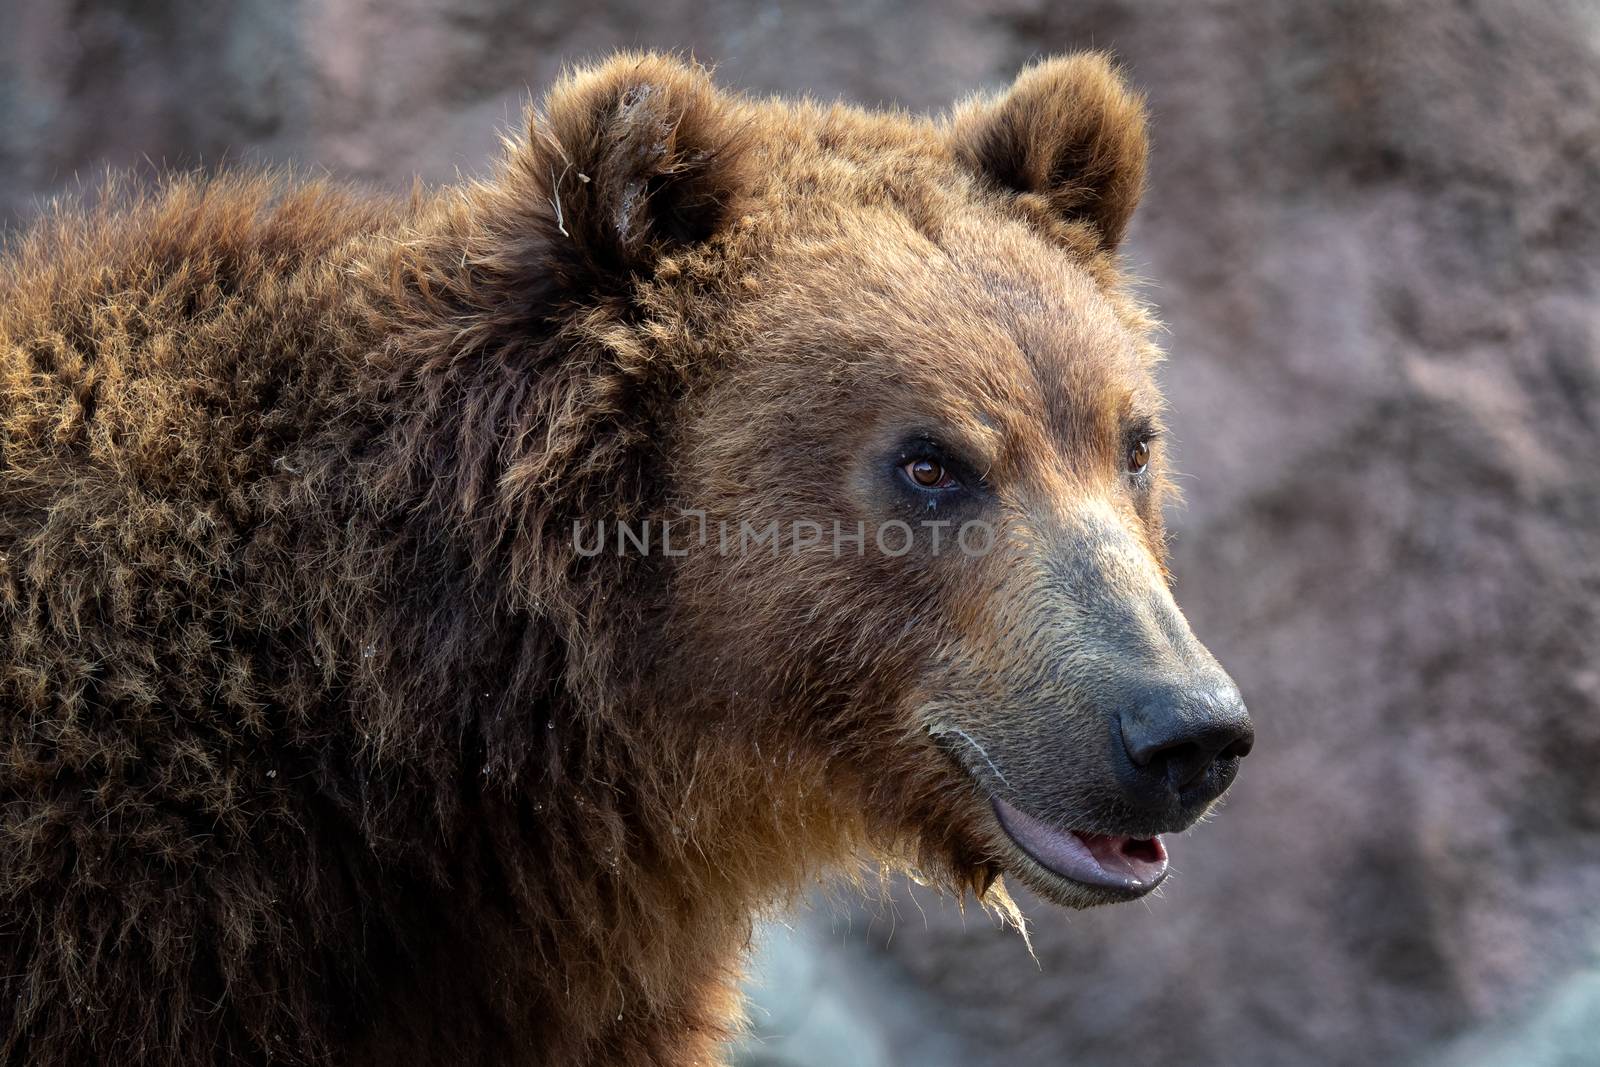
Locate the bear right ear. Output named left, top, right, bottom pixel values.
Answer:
left=509, top=52, right=750, bottom=282
left=947, top=53, right=1149, bottom=253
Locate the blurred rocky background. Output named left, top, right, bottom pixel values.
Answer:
left=5, top=1, right=1598, bottom=1064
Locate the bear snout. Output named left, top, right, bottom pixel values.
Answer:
left=1115, top=676, right=1253, bottom=814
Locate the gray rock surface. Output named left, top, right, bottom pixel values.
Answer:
left=4, top=2, right=1598, bottom=1065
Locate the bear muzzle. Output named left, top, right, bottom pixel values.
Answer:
left=925, top=508, right=1255, bottom=905
left=979, top=671, right=1251, bottom=903
left=963, top=621, right=1253, bottom=904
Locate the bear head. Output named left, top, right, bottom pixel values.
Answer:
left=498, top=52, right=1253, bottom=909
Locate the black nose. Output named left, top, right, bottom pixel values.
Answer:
left=1118, top=681, right=1253, bottom=807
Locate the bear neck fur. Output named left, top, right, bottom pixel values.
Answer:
left=316, top=176, right=878, bottom=1062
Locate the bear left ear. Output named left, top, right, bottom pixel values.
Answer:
left=515, top=52, right=750, bottom=278
left=947, top=53, right=1149, bottom=253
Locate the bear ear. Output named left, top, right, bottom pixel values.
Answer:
left=947, top=53, right=1149, bottom=253
left=517, top=52, right=749, bottom=277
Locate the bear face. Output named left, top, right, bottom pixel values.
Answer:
left=673, top=234, right=1251, bottom=909
left=525, top=53, right=1253, bottom=909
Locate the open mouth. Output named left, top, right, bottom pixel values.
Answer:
left=991, top=795, right=1169, bottom=896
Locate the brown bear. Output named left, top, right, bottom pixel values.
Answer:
left=0, top=51, right=1251, bottom=1067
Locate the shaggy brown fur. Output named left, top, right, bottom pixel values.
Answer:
left=0, top=52, right=1232, bottom=1066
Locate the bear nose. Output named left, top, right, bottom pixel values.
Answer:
left=1118, top=681, right=1253, bottom=806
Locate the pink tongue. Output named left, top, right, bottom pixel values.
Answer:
left=993, top=797, right=1169, bottom=891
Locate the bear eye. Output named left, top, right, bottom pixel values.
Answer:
left=1127, top=437, right=1151, bottom=475
left=903, top=457, right=957, bottom=490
